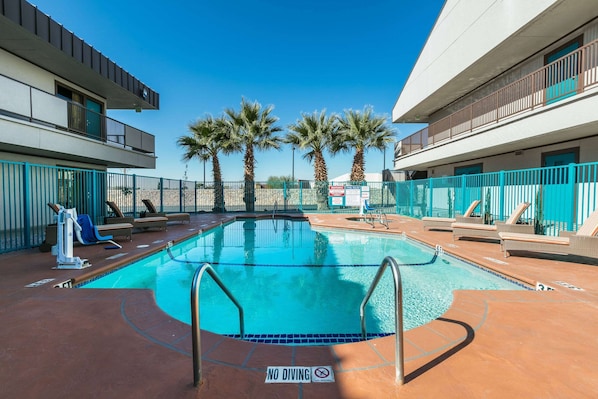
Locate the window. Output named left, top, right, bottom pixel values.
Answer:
left=541, top=148, right=579, bottom=185
left=455, top=164, right=482, bottom=176
left=56, top=83, right=104, bottom=140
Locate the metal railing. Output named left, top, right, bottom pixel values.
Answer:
left=0, top=73, right=155, bottom=154
left=398, top=38, right=598, bottom=157
left=191, top=263, right=244, bottom=387
left=360, top=256, right=404, bottom=385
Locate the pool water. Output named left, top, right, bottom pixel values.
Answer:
left=82, top=218, right=525, bottom=343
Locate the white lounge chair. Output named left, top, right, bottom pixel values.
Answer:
left=499, top=208, right=598, bottom=259
left=422, top=199, right=482, bottom=231
left=452, top=202, right=533, bottom=241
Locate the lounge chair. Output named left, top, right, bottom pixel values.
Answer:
left=75, top=212, right=122, bottom=249
left=452, top=202, right=533, bottom=241
left=422, top=199, right=482, bottom=231
left=141, top=199, right=190, bottom=224
left=499, top=208, right=598, bottom=259
left=105, top=201, right=168, bottom=231
left=47, top=203, right=133, bottom=240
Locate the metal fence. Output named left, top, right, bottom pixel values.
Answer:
left=1, top=160, right=597, bottom=253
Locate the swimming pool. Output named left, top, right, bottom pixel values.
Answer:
left=81, top=218, right=526, bottom=345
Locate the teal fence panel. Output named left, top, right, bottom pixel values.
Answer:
left=2, top=160, right=598, bottom=253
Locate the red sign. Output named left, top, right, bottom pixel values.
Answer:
left=329, top=185, right=345, bottom=197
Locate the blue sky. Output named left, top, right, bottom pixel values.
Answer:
left=31, top=0, right=443, bottom=182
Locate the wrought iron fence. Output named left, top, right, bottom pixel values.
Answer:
left=0, top=160, right=597, bottom=253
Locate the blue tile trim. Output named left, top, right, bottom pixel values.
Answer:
left=223, top=332, right=393, bottom=345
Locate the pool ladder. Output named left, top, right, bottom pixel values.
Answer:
left=360, top=256, right=404, bottom=385
left=364, top=209, right=389, bottom=229
left=190, top=257, right=404, bottom=387
left=191, top=263, right=244, bottom=387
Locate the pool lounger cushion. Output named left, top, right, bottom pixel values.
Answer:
left=105, top=201, right=168, bottom=231
left=141, top=199, right=190, bottom=224
left=96, top=223, right=133, bottom=240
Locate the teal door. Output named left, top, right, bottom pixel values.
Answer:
left=455, top=165, right=483, bottom=217
left=86, top=99, right=102, bottom=140
left=546, top=41, right=580, bottom=104
left=540, top=152, right=577, bottom=233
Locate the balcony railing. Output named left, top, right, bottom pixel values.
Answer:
left=398, top=38, right=598, bottom=158
left=0, top=73, right=155, bottom=154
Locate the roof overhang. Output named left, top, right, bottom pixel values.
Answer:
left=393, top=0, right=598, bottom=123
left=0, top=0, right=159, bottom=110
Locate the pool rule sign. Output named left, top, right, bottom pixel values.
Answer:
left=265, top=366, right=335, bottom=383
left=329, top=185, right=345, bottom=206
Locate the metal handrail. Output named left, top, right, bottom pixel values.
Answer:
left=360, top=256, right=404, bottom=385
left=191, top=263, right=244, bottom=387
left=398, top=38, right=598, bottom=157
left=364, top=208, right=389, bottom=229
left=272, top=199, right=278, bottom=219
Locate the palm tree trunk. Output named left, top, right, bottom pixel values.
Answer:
left=350, top=148, right=365, bottom=182
left=314, top=151, right=329, bottom=210
left=212, top=155, right=225, bottom=212
left=244, top=145, right=255, bottom=212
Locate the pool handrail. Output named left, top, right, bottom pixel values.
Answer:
left=191, top=262, right=245, bottom=387
left=360, top=256, right=404, bottom=385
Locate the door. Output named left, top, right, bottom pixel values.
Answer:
left=545, top=39, right=581, bottom=104
left=86, top=99, right=103, bottom=140
left=540, top=150, right=578, bottom=233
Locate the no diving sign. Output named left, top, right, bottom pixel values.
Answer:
left=265, top=366, right=335, bottom=383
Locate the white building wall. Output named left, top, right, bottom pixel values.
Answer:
left=428, top=135, right=598, bottom=177
left=0, top=48, right=106, bottom=107
left=393, top=0, right=562, bottom=121
left=439, top=19, right=598, bottom=120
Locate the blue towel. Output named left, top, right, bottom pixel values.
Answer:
left=77, top=214, right=112, bottom=244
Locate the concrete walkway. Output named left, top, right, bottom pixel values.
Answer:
left=1, top=213, right=597, bottom=398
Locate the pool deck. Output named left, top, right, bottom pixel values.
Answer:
left=1, top=212, right=598, bottom=398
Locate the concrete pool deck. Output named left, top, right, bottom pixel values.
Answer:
left=1, top=212, right=597, bottom=398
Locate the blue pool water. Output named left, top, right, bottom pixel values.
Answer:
left=81, top=218, right=526, bottom=344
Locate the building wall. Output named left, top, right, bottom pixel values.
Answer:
left=437, top=19, right=598, bottom=121
left=428, top=135, right=598, bottom=177
left=0, top=151, right=108, bottom=171
left=393, top=0, right=564, bottom=121
left=0, top=48, right=107, bottom=108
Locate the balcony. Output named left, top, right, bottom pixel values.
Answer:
left=0, top=73, right=155, bottom=158
left=396, top=39, right=598, bottom=159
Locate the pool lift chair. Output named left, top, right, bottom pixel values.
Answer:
left=360, top=200, right=389, bottom=229
left=52, top=206, right=91, bottom=269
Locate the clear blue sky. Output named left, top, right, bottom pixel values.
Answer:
left=31, top=0, right=443, bottom=182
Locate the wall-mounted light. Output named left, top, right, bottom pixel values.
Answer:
left=141, top=87, right=148, bottom=100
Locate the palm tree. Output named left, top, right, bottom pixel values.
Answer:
left=335, top=106, right=395, bottom=183
left=225, top=98, right=283, bottom=212
left=286, top=110, right=338, bottom=209
left=177, top=115, right=239, bottom=212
